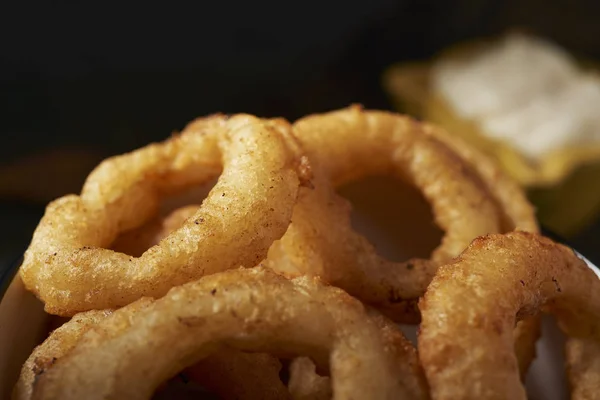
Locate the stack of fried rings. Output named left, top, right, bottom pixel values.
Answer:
left=18, top=268, right=429, bottom=400
left=20, top=106, right=594, bottom=399
left=419, top=231, right=600, bottom=400
left=19, top=115, right=311, bottom=314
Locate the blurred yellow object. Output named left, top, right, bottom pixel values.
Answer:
left=383, top=40, right=600, bottom=237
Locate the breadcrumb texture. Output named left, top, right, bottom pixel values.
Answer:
left=269, top=106, right=504, bottom=321
left=419, top=231, right=600, bottom=400
left=20, top=115, right=307, bottom=315
left=30, top=268, right=428, bottom=400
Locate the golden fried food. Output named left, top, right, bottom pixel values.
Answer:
left=420, top=123, right=541, bottom=376
left=267, top=105, right=502, bottom=321
left=565, top=337, right=600, bottom=399
left=112, top=205, right=293, bottom=400
left=29, top=268, right=428, bottom=400
left=420, top=123, right=537, bottom=233
left=111, top=205, right=201, bottom=256
left=13, top=309, right=115, bottom=400
left=286, top=309, right=430, bottom=400
left=10, top=105, right=557, bottom=399
left=20, top=115, right=310, bottom=316
left=15, top=303, right=289, bottom=400
left=288, top=357, right=331, bottom=400
left=419, top=231, right=600, bottom=400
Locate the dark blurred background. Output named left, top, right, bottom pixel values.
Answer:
left=2, top=0, right=600, bottom=267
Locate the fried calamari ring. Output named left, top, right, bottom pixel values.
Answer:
left=565, top=337, right=600, bottom=399
left=285, top=309, right=428, bottom=400
left=15, top=302, right=289, bottom=400
left=112, top=205, right=293, bottom=400
left=112, top=207, right=292, bottom=399
left=13, top=309, right=116, bottom=400
left=30, top=268, right=428, bottom=400
left=111, top=204, right=201, bottom=256
left=420, top=123, right=538, bottom=233
left=267, top=106, right=501, bottom=319
left=21, top=115, right=309, bottom=316
left=293, top=106, right=502, bottom=262
left=419, top=231, right=600, bottom=400
left=113, top=206, right=292, bottom=399
left=418, top=123, right=542, bottom=376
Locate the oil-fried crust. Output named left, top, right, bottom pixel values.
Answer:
left=111, top=205, right=201, bottom=257
left=420, top=122, right=538, bottom=233
left=13, top=309, right=115, bottom=400
left=267, top=106, right=502, bottom=323
left=419, top=231, right=600, bottom=400
left=421, top=123, right=541, bottom=376
left=20, top=116, right=309, bottom=315
left=15, top=304, right=290, bottom=400
left=30, top=268, right=428, bottom=400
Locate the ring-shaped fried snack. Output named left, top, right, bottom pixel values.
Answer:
left=419, top=231, right=600, bottom=400
left=111, top=204, right=201, bottom=257
left=420, top=123, right=538, bottom=233
left=267, top=106, right=501, bottom=319
left=20, top=115, right=309, bottom=316
left=292, top=106, right=501, bottom=262
left=29, top=268, right=428, bottom=400
left=110, top=111, right=541, bottom=378
left=13, top=309, right=116, bottom=400
left=14, top=303, right=289, bottom=400
left=419, top=122, right=541, bottom=376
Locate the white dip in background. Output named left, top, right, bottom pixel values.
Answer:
left=432, top=33, right=600, bottom=161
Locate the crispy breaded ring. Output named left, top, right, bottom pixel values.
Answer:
left=286, top=309, right=427, bottom=400
left=292, top=106, right=501, bottom=261
left=267, top=106, right=501, bottom=320
left=30, top=268, right=428, bottom=400
left=419, top=231, right=600, bottom=400
left=13, top=309, right=116, bottom=400
left=112, top=205, right=292, bottom=400
left=15, top=303, right=289, bottom=400
left=419, top=123, right=541, bottom=377
left=111, top=204, right=201, bottom=257
left=21, top=115, right=309, bottom=316
left=62, top=107, right=538, bottom=378
left=420, top=123, right=538, bottom=233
